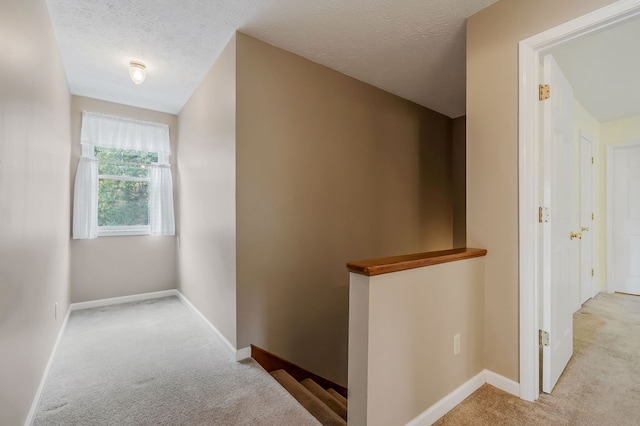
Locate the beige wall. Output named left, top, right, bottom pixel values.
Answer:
left=348, top=258, right=485, bottom=425
left=467, top=0, right=617, bottom=381
left=69, top=96, right=178, bottom=303
left=452, top=116, right=467, bottom=248
left=177, top=35, right=238, bottom=347
left=0, top=0, right=71, bottom=424
left=235, top=33, right=454, bottom=384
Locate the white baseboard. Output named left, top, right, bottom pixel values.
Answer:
left=484, top=369, right=520, bottom=397
left=173, top=290, right=245, bottom=362
left=406, top=370, right=520, bottom=425
left=235, top=346, right=252, bottom=361
left=406, top=371, right=485, bottom=426
left=24, top=308, right=71, bottom=426
left=70, top=289, right=178, bottom=311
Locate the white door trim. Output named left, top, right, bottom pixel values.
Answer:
left=606, top=140, right=640, bottom=294
left=518, top=0, right=640, bottom=402
left=579, top=131, right=595, bottom=303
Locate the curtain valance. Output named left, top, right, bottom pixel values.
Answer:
left=80, top=111, right=171, bottom=154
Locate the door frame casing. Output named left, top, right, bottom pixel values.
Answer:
left=606, top=140, right=640, bottom=293
left=579, top=131, right=595, bottom=304
left=518, top=0, right=640, bottom=402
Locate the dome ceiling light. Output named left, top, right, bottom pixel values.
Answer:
left=129, top=61, right=147, bottom=85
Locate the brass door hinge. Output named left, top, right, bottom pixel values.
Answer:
left=539, top=84, right=550, bottom=101
left=592, top=212, right=595, bottom=220
left=592, top=268, right=595, bottom=277
left=592, top=156, right=594, bottom=164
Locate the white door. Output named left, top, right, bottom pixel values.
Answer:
left=580, top=136, right=593, bottom=304
left=541, top=55, right=578, bottom=394
left=613, top=145, right=640, bottom=295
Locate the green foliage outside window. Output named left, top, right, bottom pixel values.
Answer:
left=98, top=179, right=149, bottom=226
left=96, top=147, right=158, bottom=227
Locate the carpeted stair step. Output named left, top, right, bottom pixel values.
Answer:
left=270, top=369, right=346, bottom=426
left=327, top=388, right=347, bottom=407
left=300, top=378, right=347, bottom=420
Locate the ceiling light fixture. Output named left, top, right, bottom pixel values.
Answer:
left=129, top=61, right=147, bottom=85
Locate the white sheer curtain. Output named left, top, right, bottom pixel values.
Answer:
left=149, top=163, right=175, bottom=236
left=73, top=111, right=175, bottom=239
left=72, top=157, right=98, bottom=239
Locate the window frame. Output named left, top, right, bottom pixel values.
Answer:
left=98, top=224, right=150, bottom=237
left=95, top=147, right=158, bottom=237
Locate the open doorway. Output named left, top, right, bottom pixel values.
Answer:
left=544, top=15, right=640, bottom=300
left=518, top=0, right=640, bottom=402
left=607, top=140, right=640, bottom=294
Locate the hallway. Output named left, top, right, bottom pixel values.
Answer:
left=32, top=297, right=318, bottom=425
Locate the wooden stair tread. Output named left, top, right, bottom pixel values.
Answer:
left=270, top=370, right=346, bottom=426
left=300, top=378, right=347, bottom=420
left=327, top=388, right=347, bottom=407
left=251, top=345, right=347, bottom=398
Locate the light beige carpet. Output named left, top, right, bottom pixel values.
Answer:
left=33, top=297, right=320, bottom=425
left=436, top=293, right=640, bottom=425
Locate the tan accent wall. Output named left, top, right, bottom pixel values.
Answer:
left=69, top=96, right=178, bottom=303
left=177, top=36, right=238, bottom=347
left=452, top=116, right=467, bottom=248
left=0, top=0, right=71, bottom=423
left=235, top=33, right=454, bottom=384
left=467, top=0, right=617, bottom=381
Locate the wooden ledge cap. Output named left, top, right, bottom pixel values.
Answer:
left=346, top=247, right=487, bottom=276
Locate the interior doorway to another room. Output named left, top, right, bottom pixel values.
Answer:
left=608, top=141, right=640, bottom=295
left=518, top=0, right=640, bottom=402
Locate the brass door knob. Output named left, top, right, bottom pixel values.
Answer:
left=570, top=232, right=582, bottom=240
left=581, top=226, right=590, bottom=232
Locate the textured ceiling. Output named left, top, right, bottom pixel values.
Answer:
left=548, top=15, right=640, bottom=123
left=45, top=0, right=498, bottom=117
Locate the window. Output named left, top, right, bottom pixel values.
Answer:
left=73, top=112, right=175, bottom=239
left=96, top=147, right=158, bottom=236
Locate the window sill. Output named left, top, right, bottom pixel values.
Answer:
left=98, top=226, right=150, bottom=237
